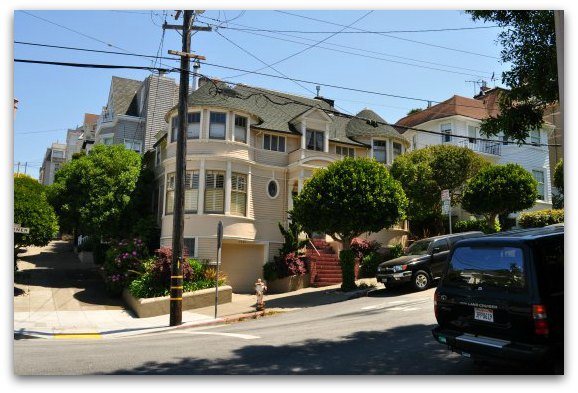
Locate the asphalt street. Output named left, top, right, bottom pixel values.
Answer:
left=14, top=286, right=549, bottom=375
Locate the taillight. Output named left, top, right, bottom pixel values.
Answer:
left=533, top=304, right=549, bottom=336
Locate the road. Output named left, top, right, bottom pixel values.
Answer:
left=14, top=287, right=543, bottom=375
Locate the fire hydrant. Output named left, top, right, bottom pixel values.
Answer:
left=255, top=278, right=267, bottom=312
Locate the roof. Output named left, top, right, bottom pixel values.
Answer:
left=395, top=88, right=503, bottom=130
left=110, top=76, right=142, bottom=116
left=171, top=80, right=407, bottom=146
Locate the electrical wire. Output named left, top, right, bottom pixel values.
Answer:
left=15, top=58, right=170, bottom=72
left=216, top=25, right=501, bottom=34
left=197, top=15, right=494, bottom=76
left=275, top=10, right=499, bottom=59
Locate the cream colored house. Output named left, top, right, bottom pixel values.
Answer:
left=152, top=80, right=410, bottom=292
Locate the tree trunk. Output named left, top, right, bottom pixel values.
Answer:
left=339, top=235, right=357, bottom=291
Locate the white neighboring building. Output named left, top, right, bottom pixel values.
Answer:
left=395, top=87, right=553, bottom=219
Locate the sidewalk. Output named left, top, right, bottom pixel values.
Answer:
left=14, top=241, right=377, bottom=339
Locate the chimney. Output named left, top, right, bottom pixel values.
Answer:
left=314, top=85, right=335, bottom=108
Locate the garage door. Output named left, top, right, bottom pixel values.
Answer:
left=221, top=243, right=265, bottom=293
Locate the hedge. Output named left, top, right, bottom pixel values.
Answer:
left=518, top=209, right=564, bottom=228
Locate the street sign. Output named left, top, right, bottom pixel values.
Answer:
left=441, top=189, right=450, bottom=201
left=14, top=225, right=30, bottom=234
left=441, top=200, right=451, bottom=215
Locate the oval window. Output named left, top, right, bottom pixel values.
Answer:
left=267, top=180, right=279, bottom=199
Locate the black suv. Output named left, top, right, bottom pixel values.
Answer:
left=432, top=227, right=564, bottom=372
left=376, top=232, right=483, bottom=291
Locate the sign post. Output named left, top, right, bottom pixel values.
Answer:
left=441, top=190, right=452, bottom=234
left=214, top=221, right=223, bottom=319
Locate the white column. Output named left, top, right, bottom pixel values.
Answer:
left=301, top=120, right=307, bottom=150
left=225, top=161, right=232, bottom=214
left=198, top=159, right=206, bottom=215
left=246, top=166, right=252, bottom=218
left=298, top=170, right=304, bottom=192
left=324, top=122, right=329, bottom=153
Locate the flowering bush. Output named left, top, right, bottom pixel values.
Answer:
left=149, top=247, right=195, bottom=287
left=103, top=238, right=148, bottom=295
left=271, top=252, right=308, bottom=279
left=350, top=238, right=381, bottom=260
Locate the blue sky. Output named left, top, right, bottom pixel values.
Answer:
left=14, top=9, right=509, bottom=178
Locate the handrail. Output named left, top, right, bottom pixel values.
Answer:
left=307, top=237, right=321, bottom=256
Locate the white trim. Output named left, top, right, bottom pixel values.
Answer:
left=198, top=159, right=206, bottom=215
left=225, top=161, right=232, bottom=214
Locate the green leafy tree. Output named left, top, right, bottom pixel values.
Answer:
left=48, top=144, right=141, bottom=241
left=553, top=159, right=563, bottom=194
left=407, top=108, right=423, bottom=116
left=467, top=11, right=557, bottom=142
left=14, top=175, right=59, bottom=270
left=291, top=158, right=407, bottom=290
left=390, top=145, right=488, bottom=236
left=278, top=221, right=308, bottom=257
left=462, top=163, right=538, bottom=231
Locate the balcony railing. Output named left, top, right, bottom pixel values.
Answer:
left=457, top=139, right=501, bottom=156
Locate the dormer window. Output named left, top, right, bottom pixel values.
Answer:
left=209, top=112, right=227, bottom=140
left=306, top=129, right=324, bottom=151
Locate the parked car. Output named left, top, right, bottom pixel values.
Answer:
left=431, top=226, right=564, bottom=372
left=376, top=232, right=483, bottom=291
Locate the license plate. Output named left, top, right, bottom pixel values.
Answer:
left=474, top=308, right=494, bottom=322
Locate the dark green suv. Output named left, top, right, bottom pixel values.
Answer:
left=432, top=226, right=564, bottom=373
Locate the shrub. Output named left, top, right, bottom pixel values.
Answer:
left=388, top=243, right=404, bottom=260
left=359, top=252, right=383, bottom=278
left=263, top=261, right=278, bottom=282
left=103, top=238, right=148, bottom=295
left=518, top=209, right=564, bottom=228
left=350, top=238, right=381, bottom=260
left=149, top=247, right=195, bottom=288
left=454, top=219, right=486, bottom=233
left=273, top=252, right=308, bottom=278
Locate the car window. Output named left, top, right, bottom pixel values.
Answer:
left=406, top=239, right=432, bottom=255
left=445, top=246, right=526, bottom=291
left=533, top=236, right=563, bottom=296
left=433, top=239, right=450, bottom=252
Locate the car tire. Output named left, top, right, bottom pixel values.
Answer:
left=412, top=270, right=431, bottom=291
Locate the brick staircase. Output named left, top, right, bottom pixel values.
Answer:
left=306, top=239, right=342, bottom=287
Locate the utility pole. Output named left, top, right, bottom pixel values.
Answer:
left=167, top=10, right=211, bottom=327
left=24, top=162, right=28, bottom=174
left=16, top=161, right=20, bottom=174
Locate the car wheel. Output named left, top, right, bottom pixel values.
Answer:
left=412, top=270, right=430, bottom=291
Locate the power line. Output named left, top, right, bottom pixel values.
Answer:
left=198, top=15, right=493, bottom=76
left=15, top=58, right=171, bottom=72
left=14, top=128, right=70, bottom=135
left=216, top=25, right=501, bottom=34
left=275, top=10, right=500, bottom=59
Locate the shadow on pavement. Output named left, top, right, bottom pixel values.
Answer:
left=264, top=288, right=354, bottom=309
left=105, top=323, right=555, bottom=375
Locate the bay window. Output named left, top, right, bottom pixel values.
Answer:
left=392, top=142, right=402, bottom=160
left=187, top=112, right=201, bottom=139
left=165, top=173, right=175, bottom=214
left=532, top=170, right=545, bottom=200
left=231, top=173, right=247, bottom=216
left=234, top=115, right=248, bottom=143
left=184, top=170, right=200, bottom=213
left=209, top=112, right=227, bottom=140
left=204, top=170, right=225, bottom=213
left=373, top=140, right=387, bottom=163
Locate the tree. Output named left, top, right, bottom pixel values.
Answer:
left=48, top=144, right=141, bottom=241
left=461, top=163, right=538, bottom=231
left=291, top=157, right=407, bottom=290
left=552, top=159, right=563, bottom=209
left=467, top=11, right=557, bottom=142
left=390, top=145, right=489, bottom=236
left=407, top=108, right=423, bottom=116
left=14, top=175, right=59, bottom=270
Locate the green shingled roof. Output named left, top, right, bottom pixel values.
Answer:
left=111, top=76, right=142, bottom=116
left=177, top=80, right=407, bottom=146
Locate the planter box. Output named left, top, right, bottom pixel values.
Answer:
left=267, top=274, right=310, bottom=294
left=77, top=251, right=94, bottom=264
left=122, top=286, right=233, bottom=318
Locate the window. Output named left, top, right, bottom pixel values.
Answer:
left=373, top=140, right=387, bottom=163
left=533, top=170, right=545, bottom=200
left=467, top=125, right=479, bottom=144
left=432, top=239, right=450, bottom=253
left=158, top=184, right=164, bottom=220
left=267, top=179, right=279, bottom=199
left=231, top=173, right=247, bottom=216
left=263, top=134, right=285, bottom=152
left=441, top=123, right=452, bottom=143
left=530, top=129, right=541, bottom=145
left=234, top=115, right=248, bottom=143
left=185, top=170, right=200, bottom=213
left=187, top=112, right=201, bottom=139
left=209, top=112, right=227, bottom=140
left=306, top=129, right=324, bottom=151
left=392, top=142, right=402, bottom=160
left=204, top=171, right=225, bottom=213
left=171, top=116, right=178, bottom=142
left=165, top=173, right=175, bottom=214
left=184, top=238, right=196, bottom=257
left=102, top=136, right=114, bottom=146
left=336, top=145, right=355, bottom=158
left=155, top=146, right=161, bottom=166
left=52, top=150, right=64, bottom=159
left=124, top=139, right=142, bottom=153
